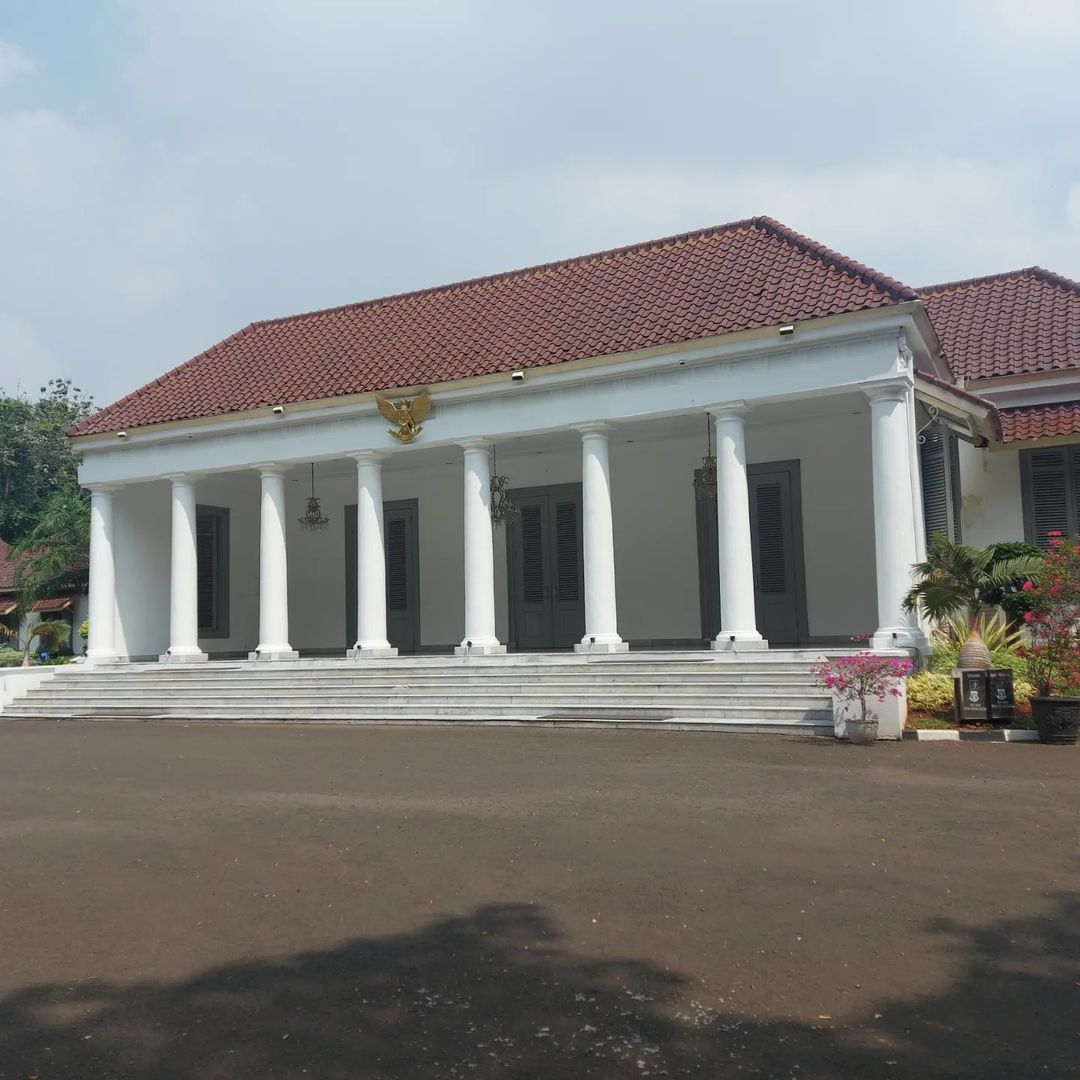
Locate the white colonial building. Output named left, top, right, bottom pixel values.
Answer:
left=63, top=216, right=1027, bottom=666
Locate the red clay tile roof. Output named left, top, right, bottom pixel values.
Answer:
left=920, top=267, right=1080, bottom=381
left=70, top=216, right=916, bottom=437
left=998, top=400, right=1080, bottom=443
left=0, top=540, right=13, bottom=591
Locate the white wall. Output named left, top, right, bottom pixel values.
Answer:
left=957, top=442, right=1026, bottom=547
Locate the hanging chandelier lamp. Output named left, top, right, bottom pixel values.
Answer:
left=693, top=415, right=718, bottom=500
left=489, top=447, right=520, bottom=526
left=298, top=463, right=330, bottom=530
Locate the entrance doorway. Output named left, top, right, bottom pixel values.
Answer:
left=506, top=484, right=585, bottom=650
left=345, top=500, right=421, bottom=652
left=695, top=460, right=808, bottom=646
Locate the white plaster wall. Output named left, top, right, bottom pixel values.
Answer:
left=747, top=408, right=877, bottom=639
left=957, top=443, right=1025, bottom=547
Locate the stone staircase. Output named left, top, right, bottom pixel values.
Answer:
left=0, top=652, right=837, bottom=734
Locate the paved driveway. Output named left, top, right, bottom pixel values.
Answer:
left=0, top=721, right=1075, bottom=1079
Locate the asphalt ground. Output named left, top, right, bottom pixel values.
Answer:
left=0, top=720, right=1076, bottom=1079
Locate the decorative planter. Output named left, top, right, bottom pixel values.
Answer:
left=1030, top=697, right=1080, bottom=745
left=844, top=717, right=879, bottom=745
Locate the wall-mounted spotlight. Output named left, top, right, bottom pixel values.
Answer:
left=272, top=405, right=285, bottom=415
left=510, top=371, right=525, bottom=383
left=778, top=324, right=795, bottom=336
left=116, top=431, right=127, bottom=439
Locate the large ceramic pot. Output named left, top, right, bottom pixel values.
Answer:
left=844, top=717, right=879, bottom=745
left=1030, top=697, right=1080, bottom=745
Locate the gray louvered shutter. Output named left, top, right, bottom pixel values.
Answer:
left=196, top=514, right=217, bottom=630
left=947, top=433, right=963, bottom=542
left=385, top=517, right=408, bottom=611
left=755, top=482, right=786, bottom=594
left=520, top=504, right=545, bottom=602
left=554, top=500, right=580, bottom=601
left=1024, top=447, right=1074, bottom=548
left=920, top=429, right=949, bottom=544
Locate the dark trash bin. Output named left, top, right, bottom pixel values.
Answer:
left=953, top=668, right=1014, bottom=724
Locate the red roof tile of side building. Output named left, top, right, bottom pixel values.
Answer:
left=998, top=400, right=1080, bottom=444
left=69, top=216, right=917, bottom=438
left=919, top=267, right=1080, bottom=381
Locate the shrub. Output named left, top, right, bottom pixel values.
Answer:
left=1013, top=678, right=1035, bottom=706
left=987, top=541, right=1044, bottom=624
left=0, top=646, right=23, bottom=668
left=907, top=671, right=954, bottom=713
left=1019, top=533, right=1080, bottom=695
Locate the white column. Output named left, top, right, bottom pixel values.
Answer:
left=709, top=405, right=766, bottom=650
left=160, top=474, right=207, bottom=662
left=349, top=451, right=397, bottom=658
left=455, top=438, right=505, bottom=656
left=250, top=465, right=299, bottom=662
left=865, top=382, right=928, bottom=651
left=86, top=484, right=123, bottom=663
left=575, top=423, right=627, bottom=654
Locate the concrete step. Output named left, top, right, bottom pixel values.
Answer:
left=13, top=690, right=830, bottom=709
left=2, top=701, right=831, bottom=721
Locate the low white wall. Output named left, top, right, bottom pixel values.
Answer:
left=957, top=443, right=1026, bottom=548
left=0, top=667, right=56, bottom=711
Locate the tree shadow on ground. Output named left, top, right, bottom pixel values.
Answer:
left=1, top=896, right=1077, bottom=1079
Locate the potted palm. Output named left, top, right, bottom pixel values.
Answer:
left=1019, top=532, right=1080, bottom=745
left=904, top=535, right=1044, bottom=669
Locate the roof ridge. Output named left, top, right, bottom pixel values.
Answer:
left=750, top=216, right=918, bottom=302
left=919, top=266, right=1080, bottom=297
left=251, top=218, right=768, bottom=329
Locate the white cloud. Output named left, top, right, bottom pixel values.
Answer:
left=0, top=40, right=33, bottom=89
left=499, top=158, right=1080, bottom=287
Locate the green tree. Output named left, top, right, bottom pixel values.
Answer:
left=11, top=487, right=91, bottom=602
left=0, top=379, right=94, bottom=543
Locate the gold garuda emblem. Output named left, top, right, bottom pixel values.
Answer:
left=376, top=389, right=431, bottom=443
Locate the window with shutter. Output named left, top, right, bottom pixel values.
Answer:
left=520, top=504, right=545, bottom=603
left=1022, top=446, right=1079, bottom=548
left=754, top=483, right=786, bottom=594
left=196, top=506, right=229, bottom=636
left=554, top=501, right=580, bottom=601
left=919, top=424, right=963, bottom=546
left=385, top=518, right=408, bottom=612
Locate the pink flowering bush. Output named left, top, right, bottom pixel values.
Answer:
left=1018, top=533, right=1080, bottom=697
left=811, top=653, right=913, bottom=724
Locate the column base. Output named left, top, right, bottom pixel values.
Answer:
left=454, top=642, right=507, bottom=656
left=348, top=645, right=399, bottom=659
left=575, top=639, right=629, bottom=654
left=248, top=648, right=301, bottom=662
left=711, top=635, right=768, bottom=652
left=85, top=652, right=129, bottom=666
left=870, top=627, right=929, bottom=652
left=159, top=649, right=209, bottom=664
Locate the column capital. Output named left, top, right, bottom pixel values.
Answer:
left=350, top=449, right=385, bottom=465
left=862, top=379, right=912, bottom=404
left=163, top=472, right=200, bottom=486
left=85, top=482, right=118, bottom=495
left=575, top=421, right=612, bottom=438
left=457, top=437, right=492, bottom=453
left=707, top=401, right=751, bottom=423
left=252, top=462, right=288, bottom=479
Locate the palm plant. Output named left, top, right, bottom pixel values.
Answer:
left=10, top=489, right=90, bottom=601
left=0, top=617, right=72, bottom=667
left=904, top=534, right=1044, bottom=668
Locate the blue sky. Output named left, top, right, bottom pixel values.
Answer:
left=1, top=0, right=1078, bottom=408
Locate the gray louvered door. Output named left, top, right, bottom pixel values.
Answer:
left=344, top=500, right=420, bottom=652
left=919, top=425, right=962, bottom=545
left=695, top=462, right=805, bottom=646
left=508, top=485, right=584, bottom=650
left=750, top=471, right=798, bottom=645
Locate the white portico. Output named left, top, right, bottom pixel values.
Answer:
left=68, top=218, right=1003, bottom=670
left=74, top=320, right=975, bottom=666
